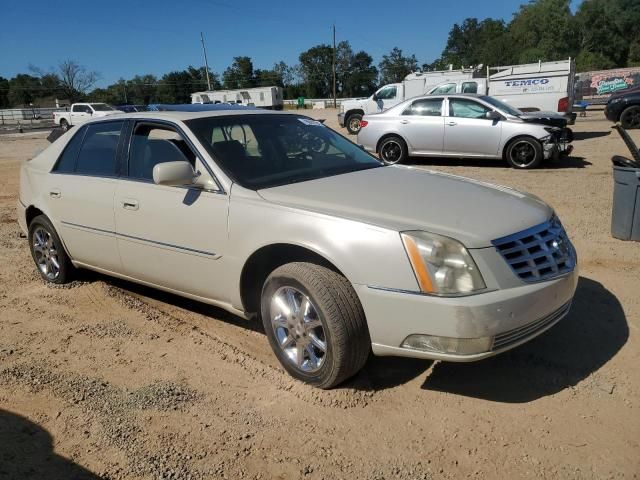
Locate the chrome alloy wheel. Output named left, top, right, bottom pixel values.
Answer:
left=380, top=139, right=403, bottom=164
left=270, top=286, right=327, bottom=373
left=509, top=140, right=536, bottom=167
left=348, top=116, right=361, bottom=132
left=32, top=226, right=60, bottom=281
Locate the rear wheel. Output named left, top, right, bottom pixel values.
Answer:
left=620, top=106, right=640, bottom=129
left=346, top=113, right=363, bottom=135
left=28, top=215, right=74, bottom=284
left=505, top=137, right=543, bottom=169
left=261, top=262, right=370, bottom=389
left=378, top=136, right=408, bottom=164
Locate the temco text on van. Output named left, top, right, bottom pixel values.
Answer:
left=504, top=78, right=550, bottom=87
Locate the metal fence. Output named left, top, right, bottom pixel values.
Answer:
left=0, top=107, right=58, bottom=131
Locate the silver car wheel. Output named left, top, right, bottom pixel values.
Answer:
left=270, top=286, right=327, bottom=373
left=509, top=140, right=537, bottom=167
left=380, top=140, right=403, bottom=164
left=32, top=226, right=60, bottom=281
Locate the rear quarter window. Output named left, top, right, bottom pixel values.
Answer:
left=52, top=127, right=87, bottom=173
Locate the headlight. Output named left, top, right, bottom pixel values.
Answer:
left=401, top=231, right=486, bottom=295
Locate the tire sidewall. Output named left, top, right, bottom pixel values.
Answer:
left=621, top=106, right=640, bottom=129
left=346, top=114, right=362, bottom=135
left=28, top=215, right=70, bottom=284
left=505, top=137, right=543, bottom=169
left=60, top=120, right=68, bottom=131
left=261, top=270, right=338, bottom=386
left=378, top=136, right=407, bottom=164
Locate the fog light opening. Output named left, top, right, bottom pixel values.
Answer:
left=401, top=334, right=494, bottom=356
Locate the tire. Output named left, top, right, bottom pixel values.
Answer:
left=504, top=137, right=543, bottom=169
left=59, top=119, right=69, bottom=132
left=378, top=136, right=408, bottom=164
left=260, top=262, right=370, bottom=389
left=28, top=215, right=74, bottom=284
left=346, top=113, right=362, bottom=135
left=620, top=106, right=640, bottom=129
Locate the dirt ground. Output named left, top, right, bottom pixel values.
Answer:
left=0, top=110, right=638, bottom=480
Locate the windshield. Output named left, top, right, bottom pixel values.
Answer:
left=186, top=114, right=383, bottom=190
left=91, top=103, right=116, bottom=111
left=480, top=96, right=522, bottom=116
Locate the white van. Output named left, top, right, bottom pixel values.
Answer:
left=192, top=86, right=283, bottom=109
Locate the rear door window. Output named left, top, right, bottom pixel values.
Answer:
left=403, top=98, right=443, bottom=116
left=75, top=121, right=124, bottom=176
left=52, top=126, right=87, bottom=173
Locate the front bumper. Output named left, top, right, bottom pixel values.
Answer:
left=355, top=267, right=578, bottom=362
left=337, top=112, right=345, bottom=127
left=543, top=136, right=573, bottom=160
left=16, top=199, right=27, bottom=235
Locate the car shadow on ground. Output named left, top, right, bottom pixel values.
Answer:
left=573, top=130, right=611, bottom=140
left=403, top=155, right=592, bottom=169
left=0, top=409, right=100, bottom=479
left=421, top=277, right=628, bottom=403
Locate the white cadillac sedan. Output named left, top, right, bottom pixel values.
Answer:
left=18, top=109, right=578, bottom=388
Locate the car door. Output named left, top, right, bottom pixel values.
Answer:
left=46, top=120, right=125, bottom=272
left=397, top=98, right=445, bottom=155
left=114, top=120, right=229, bottom=300
left=368, top=85, right=399, bottom=113
left=444, top=97, right=503, bottom=157
left=71, top=104, right=92, bottom=126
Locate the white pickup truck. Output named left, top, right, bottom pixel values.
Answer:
left=339, top=59, right=576, bottom=134
left=53, top=103, right=123, bottom=131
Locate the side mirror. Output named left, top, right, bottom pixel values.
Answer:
left=153, top=161, right=196, bottom=186
left=486, top=111, right=502, bottom=121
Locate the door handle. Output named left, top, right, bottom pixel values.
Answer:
left=121, top=199, right=139, bottom=211
left=447, top=122, right=457, bottom=126
left=49, top=189, right=61, bottom=199
left=400, top=120, right=410, bottom=124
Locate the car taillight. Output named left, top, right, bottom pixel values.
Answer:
left=360, top=120, right=368, bottom=128
left=558, top=97, right=569, bottom=112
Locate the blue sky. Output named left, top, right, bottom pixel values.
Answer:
left=1, top=0, right=583, bottom=87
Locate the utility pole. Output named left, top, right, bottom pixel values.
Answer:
left=200, top=32, right=212, bottom=91
left=332, top=24, right=337, bottom=108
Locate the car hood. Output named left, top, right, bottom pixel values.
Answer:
left=258, top=166, right=552, bottom=248
left=518, top=111, right=567, bottom=128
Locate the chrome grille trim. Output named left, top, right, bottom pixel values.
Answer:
left=492, top=216, right=576, bottom=283
left=492, top=301, right=571, bottom=351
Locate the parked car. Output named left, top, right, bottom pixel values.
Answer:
left=340, top=59, right=576, bottom=134
left=605, top=87, right=640, bottom=129
left=357, top=94, right=573, bottom=169
left=18, top=110, right=578, bottom=388
left=53, top=103, right=123, bottom=131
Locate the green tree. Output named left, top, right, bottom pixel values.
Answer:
left=8, top=74, right=41, bottom=107
left=344, top=51, right=378, bottom=97
left=223, top=56, right=255, bottom=89
left=0, top=77, right=10, bottom=108
left=508, top=0, right=578, bottom=63
left=575, top=0, right=627, bottom=68
left=378, top=47, right=418, bottom=84
left=298, top=44, right=333, bottom=97
left=438, top=18, right=512, bottom=68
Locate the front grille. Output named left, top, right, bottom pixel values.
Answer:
left=492, top=301, right=571, bottom=351
left=492, top=217, right=576, bottom=283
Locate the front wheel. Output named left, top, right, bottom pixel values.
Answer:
left=59, top=119, right=69, bottom=132
left=505, top=137, right=543, bottom=169
left=28, top=215, right=75, bottom=284
left=261, top=262, right=370, bottom=389
left=620, top=106, right=640, bottom=129
left=346, top=113, right=362, bottom=135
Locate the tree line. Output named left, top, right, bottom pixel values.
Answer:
left=1, top=0, right=638, bottom=108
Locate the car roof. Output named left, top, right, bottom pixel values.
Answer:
left=84, top=108, right=292, bottom=123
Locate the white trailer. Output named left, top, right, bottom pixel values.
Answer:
left=191, top=86, right=283, bottom=109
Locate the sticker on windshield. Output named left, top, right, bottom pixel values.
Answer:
left=298, top=118, right=323, bottom=126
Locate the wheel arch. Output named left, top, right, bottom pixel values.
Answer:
left=25, top=205, right=45, bottom=227
left=239, top=243, right=348, bottom=316
left=344, top=108, right=365, bottom=120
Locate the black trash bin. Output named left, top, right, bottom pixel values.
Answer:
left=612, top=164, right=640, bottom=241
